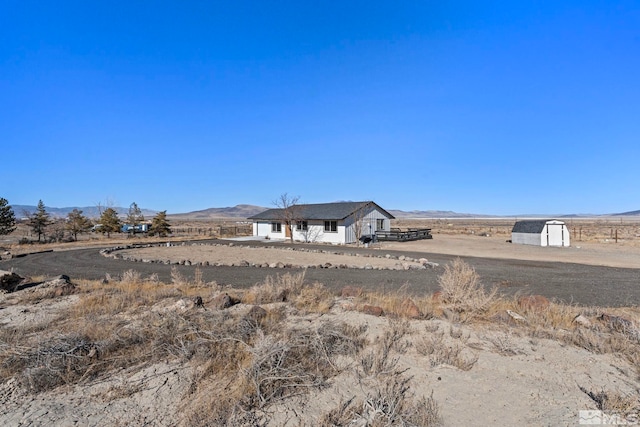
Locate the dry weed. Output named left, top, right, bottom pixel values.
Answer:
left=438, top=258, right=497, bottom=320
left=320, top=376, right=442, bottom=426
left=359, top=319, right=411, bottom=377
left=580, top=385, right=640, bottom=420
left=243, top=272, right=306, bottom=305
left=293, top=281, right=334, bottom=314
left=416, top=328, right=478, bottom=371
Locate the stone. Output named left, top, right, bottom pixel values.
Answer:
left=360, top=304, right=384, bottom=317
left=400, top=298, right=422, bottom=319
left=573, top=314, right=592, bottom=327
left=42, top=275, right=76, bottom=297
left=517, top=295, right=550, bottom=311
left=0, top=270, right=25, bottom=293
left=419, top=258, right=429, bottom=264
left=506, top=310, right=527, bottom=323
left=431, top=291, right=442, bottom=303
left=341, top=286, right=363, bottom=298
left=599, top=313, right=636, bottom=335
left=212, top=293, right=241, bottom=310
left=245, top=305, right=268, bottom=323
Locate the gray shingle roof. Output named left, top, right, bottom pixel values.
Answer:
left=248, top=201, right=395, bottom=221
left=512, top=220, right=553, bottom=234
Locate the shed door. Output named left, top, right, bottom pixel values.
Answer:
left=547, top=224, right=564, bottom=246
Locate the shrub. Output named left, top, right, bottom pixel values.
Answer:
left=438, top=258, right=496, bottom=319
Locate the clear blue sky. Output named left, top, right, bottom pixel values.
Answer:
left=2, top=1, right=639, bottom=215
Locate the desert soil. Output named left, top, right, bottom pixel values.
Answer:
left=121, top=234, right=640, bottom=269
left=2, top=235, right=640, bottom=425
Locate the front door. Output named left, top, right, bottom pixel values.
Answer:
left=285, top=223, right=291, bottom=238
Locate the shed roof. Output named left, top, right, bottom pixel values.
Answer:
left=248, top=201, right=395, bottom=221
left=512, top=220, right=561, bottom=234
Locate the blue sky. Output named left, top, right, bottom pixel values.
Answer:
left=2, top=1, right=639, bottom=215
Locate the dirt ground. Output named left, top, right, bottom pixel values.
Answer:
left=118, top=234, right=640, bottom=270
left=3, top=220, right=640, bottom=426
left=382, top=234, right=640, bottom=269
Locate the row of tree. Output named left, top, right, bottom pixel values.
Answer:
left=0, top=198, right=172, bottom=242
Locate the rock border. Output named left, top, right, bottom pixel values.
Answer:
left=100, top=242, right=440, bottom=271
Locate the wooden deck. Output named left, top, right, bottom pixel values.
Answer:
left=375, top=228, right=433, bottom=242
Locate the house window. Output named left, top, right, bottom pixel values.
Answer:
left=324, top=220, right=337, bottom=232
left=376, top=219, right=385, bottom=230
left=271, top=222, right=282, bottom=233
left=296, top=221, right=308, bottom=231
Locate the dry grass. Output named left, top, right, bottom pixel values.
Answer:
left=320, top=376, right=443, bottom=427
left=5, top=255, right=640, bottom=425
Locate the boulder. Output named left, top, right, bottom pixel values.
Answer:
left=245, top=305, right=268, bottom=323
left=0, top=270, right=24, bottom=293
left=360, top=304, right=384, bottom=317
left=400, top=298, right=422, bottom=319
left=41, top=275, right=77, bottom=297
left=573, top=314, right=592, bottom=328
left=599, top=313, right=636, bottom=335
left=212, top=293, right=241, bottom=310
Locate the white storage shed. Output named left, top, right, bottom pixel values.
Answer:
left=511, top=219, right=571, bottom=247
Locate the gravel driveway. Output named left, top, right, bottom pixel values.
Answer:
left=2, top=240, right=639, bottom=307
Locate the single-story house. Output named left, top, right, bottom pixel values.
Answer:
left=511, top=219, right=571, bottom=247
left=248, top=201, right=395, bottom=244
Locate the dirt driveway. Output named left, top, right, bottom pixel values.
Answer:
left=2, top=235, right=640, bottom=307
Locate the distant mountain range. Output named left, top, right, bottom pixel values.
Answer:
left=11, top=205, right=158, bottom=219
left=9, top=203, right=640, bottom=220
left=167, top=204, right=266, bottom=219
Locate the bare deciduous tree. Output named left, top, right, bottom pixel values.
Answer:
left=274, top=193, right=301, bottom=243
left=351, top=203, right=369, bottom=246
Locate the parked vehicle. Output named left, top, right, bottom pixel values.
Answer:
left=121, top=224, right=150, bottom=233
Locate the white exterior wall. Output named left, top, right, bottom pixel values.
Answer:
left=254, top=221, right=286, bottom=240
left=543, top=221, right=570, bottom=247
left=253, top=205, right=393, bottom=245
left=291, top=221, right=346, bottom=244
left=512, top=232, right=542, bottom=246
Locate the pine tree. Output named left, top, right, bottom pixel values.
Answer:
left=29, top=200, right=52, bottom=242
left=98, top=207, right=122, bottom=238
left=149, top=211, right=172, bottom=237
left=65, top=209, right=93, bottom=241
left=0, top=198, right=16, bottom=236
